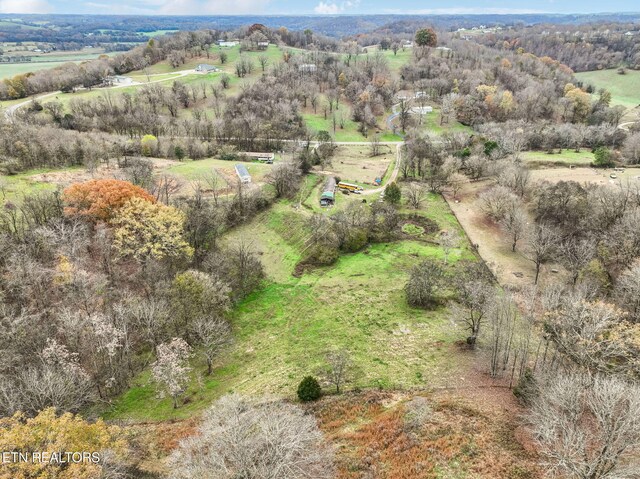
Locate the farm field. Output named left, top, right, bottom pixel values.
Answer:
left=316, top=144, right=395, bottom=189
left=103, top=193, right=476, bottom=421
left=0, top=156, right=281, bottom=202
left=0, top=51, right=116, bottom=80
left=529, top=165, right=640, bottom=185
left=0, top=167, right=65, bottom=202
left=575, top=69, right=640, bottom=110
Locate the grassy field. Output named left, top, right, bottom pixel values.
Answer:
left=0, top=168, right=68, bottom=202
left=320, top=144, right=395, bottom=189
left=421, top=108, right=474, bottom=135
left=0, top=51, right=115, bottom=80
left=575, top=69, right=640, bottom=110
left=103, top=193, right=475, bottom=421
left=303, top=110, right=401, bottom=142
left=167, top=158, right=273, bottom=186
left=522, top=149, right=595, bottom=166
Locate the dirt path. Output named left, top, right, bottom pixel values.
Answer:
left=444, top=180, right=538, bottom=288
left=362, top=142, right=401, bottom=195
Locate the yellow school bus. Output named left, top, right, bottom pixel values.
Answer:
left=337, top=181, right=363, bottom=192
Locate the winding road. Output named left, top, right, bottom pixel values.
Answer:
left=2, top=69, right=195, bottom=120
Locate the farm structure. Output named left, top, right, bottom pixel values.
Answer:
left=320, top=176, right=336, bottom=207
left=299, top=63, right=317, bottom=73
left=195, top=64, right=220, bottom=72
left=235, top=164, right=251, bottom=184
left=241, top=152, right=274, bottom=163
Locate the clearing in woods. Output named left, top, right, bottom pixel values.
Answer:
left=102, top=194, right=477, bottom=421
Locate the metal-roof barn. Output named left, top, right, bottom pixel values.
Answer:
left=320, top=176, right=336, bottom=207
left=235, top=164, right=251, bottom=184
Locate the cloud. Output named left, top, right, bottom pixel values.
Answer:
left=0, top=0, right=51, bottom=13
left=314, top=1, right=340, bottom=14
left=313, top=0, right=360, bottom=14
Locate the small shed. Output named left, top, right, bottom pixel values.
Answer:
left=235, top=164, right=251, bottom=184
left=242, top=152, right=274, bottom=163
left=195, top=64, right=219, bottom=72
left=299, top=63, right=317, bottom=73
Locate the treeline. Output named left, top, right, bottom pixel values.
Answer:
left=474, top=23, right=640, bottom=71
left=0, top=29, right=220, bottom=100
left=0, top=174, right=273, bottom=417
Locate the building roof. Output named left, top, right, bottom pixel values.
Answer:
left=321, top=191, right=335, bottom=200
left=235, top=163, right=251, bottom=179
left=196, top=64, right=218, bottom=71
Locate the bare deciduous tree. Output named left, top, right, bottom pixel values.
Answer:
left=404, top=183, right=425, bottom=210
left=451, top=263, right=493, bottom=347
left=440, top=229, right=460, bottom=264
left=560, top=237, right=596, bottom=286
left=486, top=292, right=518, bottom=378
left=521, top=224, right=558, bottom=284
left=152, top=338, right=192, bottom=409
left=448, top=172, right=468, bottom=200
left=168, top=394, right=334, bottom=479
left=615, top=259, right=640, bottom=322
left=479, top=185, right=518, bottom=222
left=500, top=204, right=529, bottom=252
left=530, top=372, right=640, bottom=479
left=323, top=349, right=353, bottom=393
left=267, top=161, right=301, bottom=198
left=192, top=317, right=232, bottom=376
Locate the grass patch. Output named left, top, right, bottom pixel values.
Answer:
left=402, top=223, right=425, bottom=236
left=522, top=149, right=595, bottom=166
left=0, top=167, right=70, bottom=203
left=575, top=69, right=640, bottom=110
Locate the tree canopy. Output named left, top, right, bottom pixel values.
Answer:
left=111, top=197, right=193, bottom=262
left=63, top=179, right=156, bottom=223
left=415, top=28, right=437, bottom=47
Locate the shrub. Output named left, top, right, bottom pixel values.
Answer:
left=341, top=228, right=368, bottom=252
left=384, top=182, right=401, bottom=205
left=593, top=146, right=614, bottom=167
left=297, top=376, right=322, bottom=402
left=405, top=259, right=445, bottom=308
left=513, top=368, right=537, bottom=406
left=174, top=145, right=186, bottom=160
left=141, top=134, right=158, bottom=157
left=484, top=140, right=499, bottom=157
left=307, top=244, right=340, bottom=265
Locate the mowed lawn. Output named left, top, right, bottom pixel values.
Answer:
left=575, top=69, right=640, bottom=109
left=103, top=195, right=475, bottom=421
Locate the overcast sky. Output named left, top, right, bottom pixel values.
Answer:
left=0, top=0, right=638, bottom=16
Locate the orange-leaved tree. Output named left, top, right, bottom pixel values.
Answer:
left=63, top=179, right=155, bottom=222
